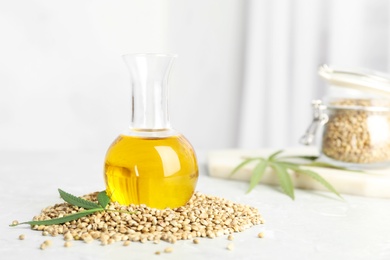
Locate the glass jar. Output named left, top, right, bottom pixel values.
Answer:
left=301, top=65, right=390, bottom=168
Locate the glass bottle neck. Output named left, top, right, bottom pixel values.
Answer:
left=123, top=54, right=176, bottom=134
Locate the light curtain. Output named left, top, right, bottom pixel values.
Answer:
left=237, top=0, right=389, bottom=149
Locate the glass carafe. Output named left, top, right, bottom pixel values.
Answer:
left=104, top=53, right=198, bottom=209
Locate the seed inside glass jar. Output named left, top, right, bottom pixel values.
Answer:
left=321, top=99, right=390, bottom=164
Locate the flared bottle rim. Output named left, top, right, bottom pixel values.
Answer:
left=122, top=53, right=178, bottom=58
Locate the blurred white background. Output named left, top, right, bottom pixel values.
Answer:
left=1, top=0, right=389, bottom=153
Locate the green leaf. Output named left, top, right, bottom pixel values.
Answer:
left=10, top=208, right=103, bottom=227
left=230, top=150, right=352, bottom=200
left=247, top=160, right=268, bottom=193
left=230, top=157, right=260, bottom=177
left=268, top=150, right=284, bottom=161
left=97, top=190, right=110, bottom=209
left=284, top=164, right=343, bottom=199
left=58, top=189, right=100, bottom=210
left=303, top=161, right=363, bottom=172
left=270, top=162, right=295, bottom=199
left=279, top=155, right=319, bottom=161
left=10, top=188, right=137, bottom=228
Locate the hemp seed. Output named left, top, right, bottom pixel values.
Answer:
left=26, top=191, right=263, bottom=247
left=227, top=243, right=234, bottom=251
left=164, top=247, right=173, bottom=253
left=322, top=99, right=390, bottom=164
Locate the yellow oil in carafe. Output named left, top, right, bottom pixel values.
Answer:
left=104, top=134, right=198, bottom=209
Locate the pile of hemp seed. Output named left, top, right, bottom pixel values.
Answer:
left=15, top=191, right=264, bottom=251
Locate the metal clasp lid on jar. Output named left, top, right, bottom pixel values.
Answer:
left=300, top=100, right=328, bottom=145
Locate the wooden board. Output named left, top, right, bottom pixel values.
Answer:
left=207, top=147, right=390, bottom=198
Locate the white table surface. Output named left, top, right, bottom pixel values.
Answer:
left=1, top=150, right=390, bottom=260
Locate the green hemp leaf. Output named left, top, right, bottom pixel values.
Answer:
left=10, top=189, right=134, bottom=227
left=97, top=190, right=110, bottom=209
left=230, top=150, right=355, bottom=200
left=58, top=189, right=101, bottom=209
